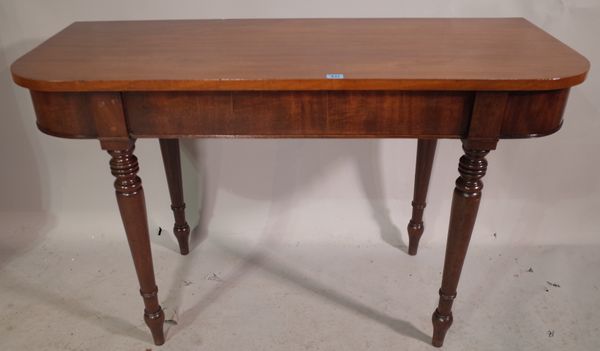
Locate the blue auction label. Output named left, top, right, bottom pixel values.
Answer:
left=325, top=73, right=345, bottom=79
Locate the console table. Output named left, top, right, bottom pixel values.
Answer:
left=10, top=18, right=589, bottom=347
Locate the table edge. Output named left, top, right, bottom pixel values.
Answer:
left=10, top=71, right=590, bottom=92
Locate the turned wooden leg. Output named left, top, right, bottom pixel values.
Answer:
left=106, top=140, right=165, bottom=345
left=431, top=142, right=490, bottom=347
left=159, top=138, right=191, bottom=255
left=407, top=139, right=437, bottom=255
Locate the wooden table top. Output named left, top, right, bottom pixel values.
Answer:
left=11, top=18, right=589, bottom=92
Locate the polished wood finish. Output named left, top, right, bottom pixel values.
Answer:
left=432, top=143, right=491, bottom=347
left=125, top=91, right=472, bottom=138
left=10, top=19, right=589, bottom=347
left=159, top=139, right=190, bottom=255
left=501, top=89, right=570, bottom=138
left=30, top=89, right=575, bottom=140
left=103, top=140, right=165, bottom=345
left=407, top=139, right=437, bottom=255
left=429, top=90, right=505, bottom=346
left=30, top=91, right=97, bottom=138
left=11, top=19, right=588, bottom=92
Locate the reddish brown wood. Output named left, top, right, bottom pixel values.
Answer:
left=501, top=89, right=570, bottom=138
left=407, top=139, right=437, bottom=255
left=28, top=89, right=573, bottom=140
left=430, top=91, right=505, bottom=347
left=11, top=19, right=588, bottom=92
left=89, top=92, right=129, bottom=143
left=159, top=139, right=190, bottom=255
left=125, top=91, right=472, bottom=138
left=103, top=140, right=165, bottom=345
left=432, top=142, right=491, bottom=347
left=468, top=92, right=508, bottom=144
left=30, top=91, right=98, bottom=138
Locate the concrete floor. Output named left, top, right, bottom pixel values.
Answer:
left=1, top=215, right=599, bottom=351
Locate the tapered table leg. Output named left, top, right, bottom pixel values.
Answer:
left=407, top=139, right=437, bottom=255
left=431, top=142, right=491, bottom=347
left=159, top=138, right=191, bottom=255
left=106, top=140, right=165, bottom=345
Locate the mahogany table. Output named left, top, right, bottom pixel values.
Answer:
left=11, top=18, right=589, bottom=347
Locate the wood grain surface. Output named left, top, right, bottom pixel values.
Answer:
left=11, top=18, right=589, bottom=92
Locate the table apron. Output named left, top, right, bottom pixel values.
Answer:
left=125, top=91, right=472, bottom=138
left=29, top=89, right=570, bottom=140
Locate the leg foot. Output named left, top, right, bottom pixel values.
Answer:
left=407, top=217, right=424, bottom=256
left=407, top=139, right=437, bottom=255
left=159, top=139, right=191, bottom=255
left=142, top=288, right=166, bottom=345
left=432, top=308, right=452, bottom=347
left=431, top=291, right=455, bottom=347
left=431, top=142, right=490, bottom=347
left=172, top=216, right=191, bottom=255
